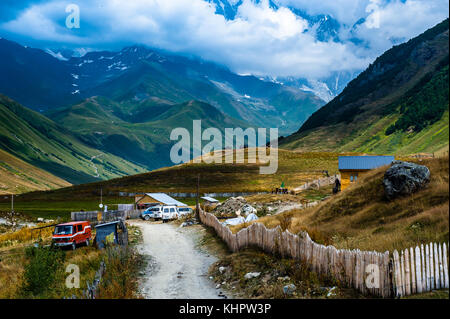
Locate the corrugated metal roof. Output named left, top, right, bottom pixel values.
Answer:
left=338, top=156, right=395, bottom=170
left=201, top=196, right=219, bottom=202
left=145, top=193, right=188, bottom=206
left=95, top=221, right=120, bottom=228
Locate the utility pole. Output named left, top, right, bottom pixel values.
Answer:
left=196, top=174, right=200, bottom=220
left=11, top=193, right=14, bottom=214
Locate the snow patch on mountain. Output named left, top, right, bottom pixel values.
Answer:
left=45, top=49, right=68, bottom=61
left=301, top=80, right=334, bottom=103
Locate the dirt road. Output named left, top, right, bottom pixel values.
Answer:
left=130, top=220, right=223, bottom=299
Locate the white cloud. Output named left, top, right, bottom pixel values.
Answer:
left=0, top=0, right=448, bottom=79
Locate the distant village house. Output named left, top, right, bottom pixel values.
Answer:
left=338, top=156, right=395, bottom=190
left=135, top=193, right=187, bottom=209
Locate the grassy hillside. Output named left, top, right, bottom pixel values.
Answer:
left=0, top=94, right=147, bottom=184
left=0, top=150, right=355, bottom=217
left=232, top=156, right=449, bottom=252
left=46, top=98, right=253, bottom=170
left=0, top=149, right=71, bottom=194
left=281, top=19, right=449, bottom=155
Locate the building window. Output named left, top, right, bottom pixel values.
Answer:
left=350, top=175, right=354, bottom=182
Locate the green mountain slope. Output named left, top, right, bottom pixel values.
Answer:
left=46, top=97, right=252, bottom=170
left=0, top=148, right=71, bottom=194
left=0, top=94, right=147, bottom=184
left=281, top=19, right=449, bottom=155
left=84, top=58, right=323, bottom=136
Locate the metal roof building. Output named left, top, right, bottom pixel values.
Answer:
left=200, top=196, right=219, bottom=203
left=338, top=156, right=395, bottom=190
left=135, top=193, right=188, bottom=207
left=338, top=156, right=395, bottom=170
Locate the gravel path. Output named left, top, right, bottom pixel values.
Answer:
left=130, top=220, right=222, bottom=299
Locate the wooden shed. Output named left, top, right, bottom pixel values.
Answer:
left=200, top=196, right=219, bottom=210
left=134, top=193, right=187, bottom=209
left=339, top=156, right=395, bottom=190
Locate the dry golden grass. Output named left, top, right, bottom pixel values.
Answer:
left=0, top=223, right=54, bottom=247
left=245, top=194, right=301, bottom=204
left=0, top=148, right=71, bottom=195
left=0, top=248, right=26, bottom=298
left=231, top=156, right=449, bottom=252
left=97, top=247, right=144, bottom=299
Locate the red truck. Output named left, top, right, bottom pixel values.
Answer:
left=52, top=221, right=92, bottom=250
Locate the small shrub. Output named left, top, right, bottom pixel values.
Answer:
left=97, top=247, right=143, bottom=299
left=277, top=214, right=292, bottom=231
left=21, top=246, right=65, bottom=297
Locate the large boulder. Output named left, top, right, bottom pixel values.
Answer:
left=383, top=161, right=430, bottom=199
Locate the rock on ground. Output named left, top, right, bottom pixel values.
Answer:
left=283, top=284, right=296, bottom=295
left=383, top=161, right=430, bottom=200
left=244, top=272, right=261, bottom=279
left=213, top=197, right=250, bottom=217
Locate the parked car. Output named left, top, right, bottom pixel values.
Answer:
left=177, top=207, right=193, bottom=216
left=52, top=221, right=91, bottom=250
left=162, top=206, right=179, bottom=223
left=141, top=206, right=163, bottom=221
left=153, top=206, right=164, bottom=220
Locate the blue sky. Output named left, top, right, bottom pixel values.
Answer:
left=0, top=0, right=448, bottom=79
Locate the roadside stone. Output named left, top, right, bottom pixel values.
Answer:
left=244, top=272, right=261, bottom=279
left=277, top=276, right=290, bottom=281
left=283, top=284, right=296, bottom=295
left=327, top=286, right=337, bottom=297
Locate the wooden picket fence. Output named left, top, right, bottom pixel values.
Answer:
left=392, top=243, right=449, bottom=297
left=198, top=208, right=449, bottom=298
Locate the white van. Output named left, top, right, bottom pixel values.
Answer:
left=141, top=205, right=163, bottom=220
left=162, top=206, right=179, bottom=223
left=177, top=207, right=193, bottom=216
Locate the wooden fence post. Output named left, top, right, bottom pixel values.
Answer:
left=384, top=251, right=391, bottom=298
left=410, top=247, right=416, bottom=294
left=415, top=246, right=422, bottom=294
left=438, top=243, right=444, bottom=289
left=401, top=251, right=406, bottom=295
left=443, top=242, right=449, bottom=289
left=434, top=243, right=440, bottom=290
left=404, top=249, right=411, bottom=295
left=426, top=244, right=431, bottom=291
left=393, top=250, right=401, bottom=297
left=421, top=244, right=426, bottom=292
